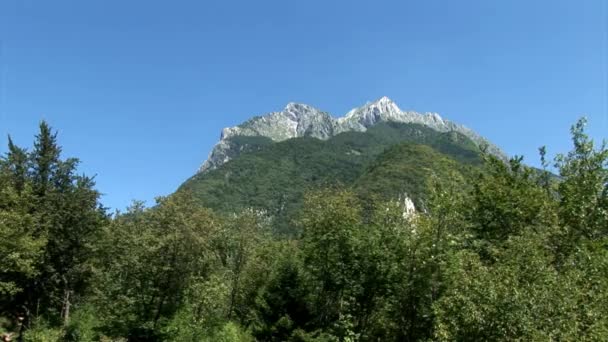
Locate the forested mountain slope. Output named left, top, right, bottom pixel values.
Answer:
left=179, top=122, right=482, bottom=232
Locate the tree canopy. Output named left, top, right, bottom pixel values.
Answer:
left=0, top=118, right=606, bottom=341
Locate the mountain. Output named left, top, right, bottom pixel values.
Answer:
left=199, top=96, right=505, bottom=173
left=180, top=119, right=486, bottom=234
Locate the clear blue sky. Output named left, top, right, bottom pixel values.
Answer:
left=1, top=0, right=606, bottom=211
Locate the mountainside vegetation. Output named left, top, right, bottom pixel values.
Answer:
left=0, top=118, right=607, bottom=341
left=180, top=122, right=482, bottom=234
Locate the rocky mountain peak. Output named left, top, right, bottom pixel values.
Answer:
left=284, top=102, right=316, bottom=115
left=198, top=97, right=507, bottom=173
left=340, top=96, right=405, bottom=130
left=370, top=96, right=400, bottom=113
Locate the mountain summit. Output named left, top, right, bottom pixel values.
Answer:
left=199, top=97, right=505, bottom=172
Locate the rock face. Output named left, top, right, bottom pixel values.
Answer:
left=199, top=96, right=506, bottom=172
left=400, top=194, right=417, bottom=219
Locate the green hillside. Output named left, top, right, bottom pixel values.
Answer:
left=354, top=143, right=476, bottom=210
left=180, top=122, right=482, bottom=232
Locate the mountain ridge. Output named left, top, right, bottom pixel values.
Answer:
left=199, top=96, right=506, bottom=173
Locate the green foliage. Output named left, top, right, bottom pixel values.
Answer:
left=162, top=274, right=232, bottom=341
left=90, top=193, right=220, bottom=338
left=180, top=122, right=482, bottom=234
left=0, top=184, right=44, bottom=296
left=63, top=304, right=102, bottom=342
left=432, top=119, right=608, bottom=341
left=0, top=121, right=106, bottom=336
left=299, top=189, right=362, bottom=328
left=468, top=154, right=557, bottom=247
left=354, top=143, right=475, bottom=209
left=555, top=117, right=608, bottom=252
left=2, top=118, right=606, bottom=341
left=434, top=232, right=608, bottom=341
left=0, top=139, right=45, bottom=298
left=21, top=319, right=63, bottom=342
left=251, top=243, right=312, bottom=341
left=207, top=321, right=254, bottom=342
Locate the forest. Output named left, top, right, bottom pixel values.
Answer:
left=0, top=119, right=606, bottom=341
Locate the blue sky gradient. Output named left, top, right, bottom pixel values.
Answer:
left=1, top=0, right=606, bottom=210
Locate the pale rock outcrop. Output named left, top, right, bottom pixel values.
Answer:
left=199, top=96, right=505, bottom=173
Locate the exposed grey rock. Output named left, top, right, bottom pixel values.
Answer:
left=400, top=194, right=416, bottom=219
left=199, top=102, right=335, bottom=172
left=199, top=97, right=507, bottom=173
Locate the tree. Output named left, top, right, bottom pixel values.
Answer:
left=27, top=122, right=106, bottom=327
left=0, top=137, right=42, bottom=301
left=466, top=153, right=557, bottom=263
left=251, top=242, right=312, bottom=341
left=30, top=122, right=61, bottom=199
left=4, top=137, right=28, bottom=193
left=0, top=122, right=107, bottom=338
left=0, top=173, right=44, bottom=300
left=216, top=209, right=271, bottom=322
left=299, top=189, right=362, bottom=334
left=373, top=175, right=467, bottom=341
left=432, top=118, right=608, bottom=341
left=92, top=193, right=219, bottom=339
left=555, top=118, right=608, bottom=249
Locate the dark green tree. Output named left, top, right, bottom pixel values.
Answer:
left=0, top=122, right=106, bottom=337
left=299, top=189, right=362, bottom=334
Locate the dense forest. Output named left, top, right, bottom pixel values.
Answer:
left=1, top=119, right=607, bottom=341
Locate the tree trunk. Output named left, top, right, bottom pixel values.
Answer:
left=61, top=276, right=71, bottom=326
left=62, top=289, right=71, bottom=326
